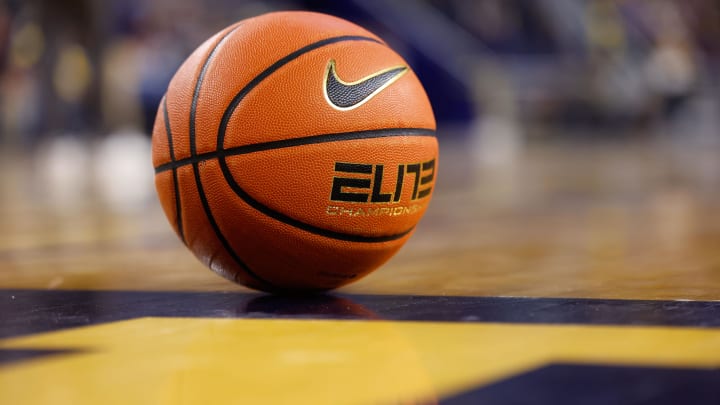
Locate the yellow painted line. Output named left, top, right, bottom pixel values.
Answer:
left=1, top=318, right=720, bottom=405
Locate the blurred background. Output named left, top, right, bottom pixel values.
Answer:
left=3, top=0, right=719, bottom=139
left=1, top=0, right=718, bottom=295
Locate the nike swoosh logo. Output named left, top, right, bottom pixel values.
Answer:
left=324, top=59, right=408, bottom=111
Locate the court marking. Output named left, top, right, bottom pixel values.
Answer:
left=2, top=316, right=720, bottom=405
left=2, top=289, right=719, bottom=339
left=442, top=363, right=720, bottom=405
left=0, top=348, right=82, bottom=367
left=2, top=290, right=719, bottom=404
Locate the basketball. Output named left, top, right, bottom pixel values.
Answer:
left=151, top=11, right=437, bottom=292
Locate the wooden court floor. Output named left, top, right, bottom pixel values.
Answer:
left=1, top=135, right=719, bottom=404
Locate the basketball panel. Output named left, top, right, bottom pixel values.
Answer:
left=199, top=159, right=412, bottom=290
left=220, top=40, right=435, bottom=151
left=156, top=23, right=241, bottom=165
left=223, top=136, right=438, bottom=236
left=154, top=170, right=181, bottom=238
left=150, top=98, right=172, bottom=168
left=188, top=12, right=385, bottom=157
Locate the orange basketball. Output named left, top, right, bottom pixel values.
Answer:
left=151, top=11, right=437, bottom=292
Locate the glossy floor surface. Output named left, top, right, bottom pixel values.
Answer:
left=1, top=133, right=719, bottom=404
